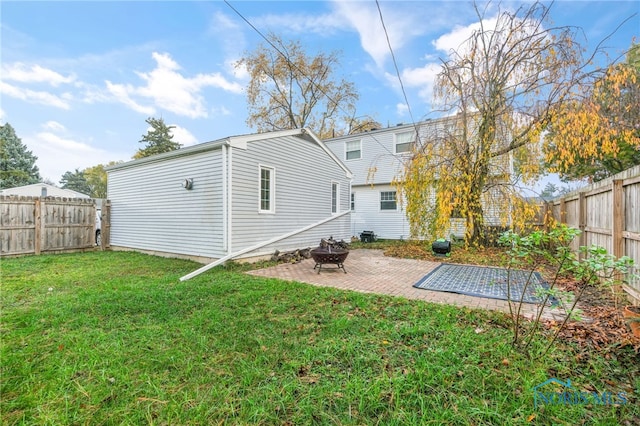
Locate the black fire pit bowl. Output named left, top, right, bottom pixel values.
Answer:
left=310, top=247, right=349, bottom=274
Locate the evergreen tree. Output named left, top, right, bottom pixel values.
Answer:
left=0, top=123, right=41, bottom=189
left=133, top=117, right=181, bottom=159
left=60, top=168, right=92, bottom=195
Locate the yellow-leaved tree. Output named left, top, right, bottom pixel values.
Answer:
left=397, top=1, right=607, bottom=246
left=83, top=161, right=123, bottom=199
left=544, top=43, right=640, bottom=181
left=236, top=33, right=378, bottom=139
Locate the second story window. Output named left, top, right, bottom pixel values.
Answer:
left=395, top=131, right=415, bottom=154
left=345, top=140, right=361, bottom=160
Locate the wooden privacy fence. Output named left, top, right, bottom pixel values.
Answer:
left=540, top=164, right=640, bottom=304
left=0, top=196, right=110, bottom=256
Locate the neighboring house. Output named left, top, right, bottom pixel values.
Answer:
left=106, top=128, right=352, bottom=263
left=0, top=183, right=91, bottom=198
left=324, top=119, right=512, bottom=240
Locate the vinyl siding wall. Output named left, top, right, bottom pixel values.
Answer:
left=325, top=126, right=415, bottom=186
left=230, top=135, right=351, bottom=257
left=325, top=121, right=513, bottom=239
left=107, top=149, right=226, bottom=258
left=350, top=184, right=411, bottom=240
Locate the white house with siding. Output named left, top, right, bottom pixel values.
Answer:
left=107, top=128, right=352, bottom=263
left=323, top=119, right=512, bottom=240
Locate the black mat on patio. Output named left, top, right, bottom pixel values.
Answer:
left=413, top=263, right=557, bottom=305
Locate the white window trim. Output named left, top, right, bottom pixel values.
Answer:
left=345, top=139, right=362, bottom=161
left=350, top=191, right=355, bottom=211
left=394, top=130, right=416, bottom=154
left=380, top=190, right=398, bottom=211
left=331, top=181, right=340, bottom=214
left=258, top=164, right=275, bottom=214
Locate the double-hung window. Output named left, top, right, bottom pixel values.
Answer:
left=331, top=182, right=339, bottom=214
left=259, top=165, right=275, bottom=213
left=380, top=191, right=397, bottom=210
left=345, top=140, right=361, bottom=160
left=395, top=131, right=415, bottom=154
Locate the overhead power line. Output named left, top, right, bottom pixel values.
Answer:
left=224, top=0, right=403, bottom=160
left=375, top=0, right=422, bottom=146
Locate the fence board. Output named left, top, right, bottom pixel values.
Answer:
left=543, top=164, right=640, bottom=304
left=0, top=196, right=109, bottom=256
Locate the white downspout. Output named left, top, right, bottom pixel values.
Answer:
left=227, top=145, right=233, bottom=255
left=180, top=210, right=351, bottom=281
left=222, top=144, right=228, bottom=253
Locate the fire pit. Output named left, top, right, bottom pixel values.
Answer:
left=310, top=247, right=349, bottom=274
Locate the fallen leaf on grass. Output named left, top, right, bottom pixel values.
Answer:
left=137, top=397, right=168, bottom=404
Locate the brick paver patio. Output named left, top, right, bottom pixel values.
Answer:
left=248, top=249, right=566, bottom=320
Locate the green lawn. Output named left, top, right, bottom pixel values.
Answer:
left=1, top=251, right=638, bottom=425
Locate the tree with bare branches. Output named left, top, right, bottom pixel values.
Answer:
left=236, top=33, right=374, bottom=139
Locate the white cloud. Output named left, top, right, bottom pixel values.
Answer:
left=107, top=52, right=243, bottom=118
left=331, top=1, right=446, bottom=68
left=105, top=81, right=156, bottom=115
left=384, top=61, right=441, bottom=106
left=42, top=121, right=66, bottom=132
left=396, top=103, right=409, bottom=116
left=432, top=17, right=500, bottom=55
left=0, top=81, right=72, bottom=109
left=209, top=10, right=246, bottom=50
left=170, top=125, right=198, bottom=147
left=252, top=12, right=345, bottom=36
left=211, top=105, right=231, bottom=116
left=35, top=132, right=97, bottom=153
left=1, top=63, right=76, bottom=86
left=25, top=130, right=127, bottom=182
left=331, top=2, right=390, bottom=67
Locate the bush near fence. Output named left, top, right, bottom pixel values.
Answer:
left=538, top=165, right=640, bottom=304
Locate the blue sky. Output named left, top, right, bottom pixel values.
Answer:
left=1, top=0, right=638, bottom=184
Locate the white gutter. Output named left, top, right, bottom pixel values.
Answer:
left=180, top=209, right=350, bottom=281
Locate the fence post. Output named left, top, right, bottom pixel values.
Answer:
left=578, top=193, right=586, bottom=259
left=101, top=200, right=110, bottom=250
left=543, top=201, right=552, bottom=231
left=34, top=198, right=41, bottom=255
left=612, top=179, right=623, bottom=259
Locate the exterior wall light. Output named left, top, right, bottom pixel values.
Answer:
left=182, top=178, right=194, bottom=190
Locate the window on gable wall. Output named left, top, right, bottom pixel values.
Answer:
left=351, top=193, right=355, bottom=211
left=259, top=166, right=275, bottom=213
left=380, top=191, right=397, bottom=210
left=331, top=182, right=339, bottom=213
left=395, top=130, right=415, bottom=153
left=345, top=140, right=361, bottom=160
